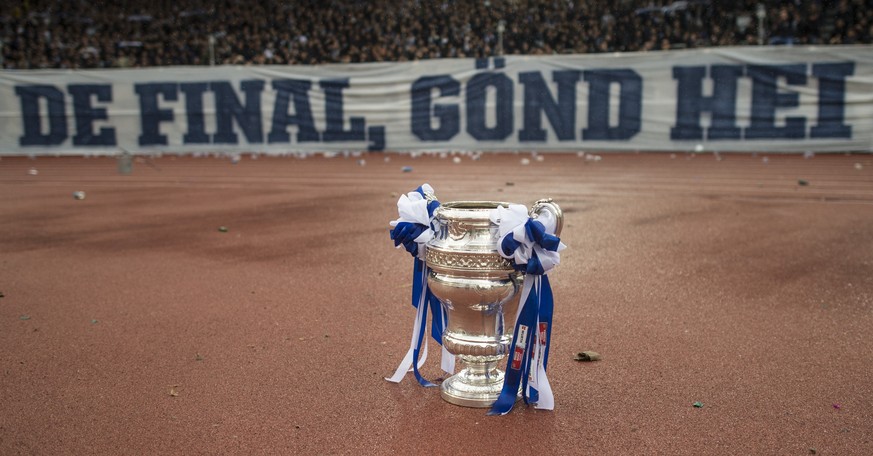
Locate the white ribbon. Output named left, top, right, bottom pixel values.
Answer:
left=386, top=183, right=455, bottom=383
left=385, top=261, right=431, bottom=383
left=490, top=203, right=565, bottom=411
left=527, top=278, right=554, bottom=411
left=389, top=183, right=435, bottom=260
left=490, top=204, right=566, bottom=274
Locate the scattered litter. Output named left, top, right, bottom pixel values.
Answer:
left=762, top=157, right=770, bottom=164
left=833, top=403, right=841, bottom=410
left=855, top=163, right=864, bottom=170
left=324, top=334, right=330, bottom=338
left=577, top=151, right=586, bottom=158
left=798, top=179, right=809, bottom=186
left=585, top=154, right=602, bottom=162
left=803, top=151, right=815, bottom=159
left=168, top=386, right=179, bottom=397
left=809, top=448, right=817, bottom=455
left=90, top=319, right=98, bottom=324
left=230, top=155, right=241, bottom=164
left=520, top=158, right=531, bottom=165
left=452, top=156, right=461, bottom=164
left=401, top=166, right=413, bottom=172
left=694, top=144, right=704, bottom=153
left=505, top=182, right=515, bottom=186
left=195, top=353, right=204, bottom=361
left=19, top=315, right=31, bottom=321
left=535, top=155, right=545, bottom=162
left=117, top=151, right=133, bottom=174
left=390, top=192, right=398, bottom=198
left=0, top=291, right=4, bottom=298
left=384, top=156, right=391, bottom=163
left=573, top=351, right=601, bottom=362
left=693, top=401, right=704, bottom=408
left=357, top=159, right=366, bottom=166
left=218, top=226, right=229, bottom=233
left=73, top=191, right=86, bottom=200
left=28, top=168, right=38, bottom=176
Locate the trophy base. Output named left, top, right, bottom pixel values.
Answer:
left=440, top=364, right=507, bottom=408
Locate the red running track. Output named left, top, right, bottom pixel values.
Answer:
left=1, top=152, right=872, bottom=454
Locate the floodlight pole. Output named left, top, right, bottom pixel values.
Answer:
left=497, top=20, right=506, bottom=56
left=756, top=4, right=767, bottom=45
left=208, top=35, right=216, bottom=66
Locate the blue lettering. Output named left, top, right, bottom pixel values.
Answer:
left=745, top=64, right=806, bottom=139
left=466, top=72, right=513, bottom=141
left=180, top=83, right=210, bottom=144
left=367, top=125, right=386, bottom=151
left=211, top=80, right=264, bottom=144
left=583, top=69, right=642, bottom=141
left=519, top=70, right=580, bottom=142
left=811, top=62, right=854, bottom=139
left=671, top=65, right=743, bottom=140
left=15, top=85, right=67, bottom=146
left=68, top=84, right=116, bottom=146
left=135, top=83, right=177, bottom=146
left=320, top=79, right=365, bottom=142
left=411, top=75, right=460, bottom=141
left=268, top=79, right=320, bottom=143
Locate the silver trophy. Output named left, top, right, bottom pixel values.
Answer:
left=425, top=199, right=563, bottom=407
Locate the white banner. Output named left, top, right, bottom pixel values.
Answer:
left=1, top=45, right=872, bottom=156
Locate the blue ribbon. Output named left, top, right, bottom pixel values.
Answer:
left=410, top=259, right=436, bottom=387
left=389, top=186, right=446, bottom=387
left=500, top=233, right=521, bottom=258
left=527, top=275, right=553, bottom=405
left=501, top=237, right=546, bottom=275
left=428, top=290, right=445, bottom=343
left=389, top=186, right=439, bottom=257
left=489, top=277, right=541, bottom=415
left=489, top=221, right=561, bottom=415
left=525, top=219, right=561, bottom=252
left=391, top=221, right=427, bottom=256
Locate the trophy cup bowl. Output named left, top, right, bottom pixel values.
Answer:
left=425, top=199, right=562, bottom=407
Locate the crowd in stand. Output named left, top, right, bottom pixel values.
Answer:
left=1, top=0, right=871, bottom=69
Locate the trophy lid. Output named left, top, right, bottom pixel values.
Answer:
left=434, top=201, right=511, bottom=223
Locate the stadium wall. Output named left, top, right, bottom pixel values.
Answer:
left=1, top=45, right=872, bottom=156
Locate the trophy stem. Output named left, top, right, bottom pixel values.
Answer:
left=440, top=356, right=506, bottom=408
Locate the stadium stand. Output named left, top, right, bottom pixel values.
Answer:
left=1, top=0, right=871, bottom=69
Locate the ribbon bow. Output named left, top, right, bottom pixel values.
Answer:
left=489, top=204, right=566, bottom=415
left=386, top=184, right=455, bottom=386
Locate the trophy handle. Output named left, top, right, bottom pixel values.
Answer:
left=530, top=198, right=563, bottom=237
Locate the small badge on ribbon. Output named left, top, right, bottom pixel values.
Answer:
left=488, top=203, right=566, bottom=415
left=385, top=184, right=455, bottom=386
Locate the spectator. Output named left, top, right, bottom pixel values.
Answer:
left=769, top=6, right=797, bottom=45
left=1, top=0, right=870, bottom=69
